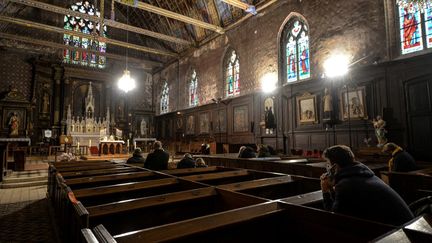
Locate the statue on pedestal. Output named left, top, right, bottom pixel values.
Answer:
left=8, top=112, right=19, bottom=137
left=373, top=115, right=387, bottom=147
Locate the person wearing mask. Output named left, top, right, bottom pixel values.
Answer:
left=320, top=145, right=414, bottom=226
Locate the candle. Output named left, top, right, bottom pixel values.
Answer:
left=89, top=140, right=91, bottom=148
left=134, top=141, right=137, bottom=150
left=127, top=139, right=130, bottom=148
left=77, top=142, right=80, bottom=150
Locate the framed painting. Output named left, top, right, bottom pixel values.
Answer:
left=199, top=112, right=210, bottom=134
left=186, top=115, right=195, bottom=135
left=233, top=105, right=249, bottom=132
left=296, top=92, right=317, bottom=124
left=340, top=86, right=368, bottom=120
left=213, top=109, right=226, bottom=133
left=2, top=107, right=26, bottom=134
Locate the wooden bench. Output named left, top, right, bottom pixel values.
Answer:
left=218, top=175, right=320, bottom=200
left=380, top=170, right=432, bottom=204
left=372, top=215, right=432, bottom=242
left=67, top=187, right=267, bottom=242
left=83, top=201, right=396, bottom=243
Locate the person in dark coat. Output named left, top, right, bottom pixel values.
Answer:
left=257, top=144, right=271, bottom=158
left=238, top=146, right=256, bottom=158
left=195, top=158, right=208, bottom=168
left=320, top=145, right=414, bottom=226
left=382, top=142, right=417, bottom=172
left=126, top=148, right=146, bottom=164
left=144, top=141, right=169, bottom=170
left=177, top=153, right=196, bottom=169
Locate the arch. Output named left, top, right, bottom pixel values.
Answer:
left=278, top=12, right=310, bottom=84
left=222, top=47, right=240, bottom=97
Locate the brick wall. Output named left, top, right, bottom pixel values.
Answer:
left=153, top=0, right=387, bottom=115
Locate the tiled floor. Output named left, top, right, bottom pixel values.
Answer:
left=0, top=185, right=47, bottom=204
left=0, top=163, right=59, bottom=242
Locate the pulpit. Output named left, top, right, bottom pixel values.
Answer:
left=99, top=141, right=125, bottom=155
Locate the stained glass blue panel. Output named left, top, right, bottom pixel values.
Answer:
left=425, top=5, right=432, bottom=48
left=286, top=40, right=297, bottom=82
left=298, top=35, right=310, bottom=80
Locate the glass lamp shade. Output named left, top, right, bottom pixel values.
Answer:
left=117, top=69, right=136, bottom=93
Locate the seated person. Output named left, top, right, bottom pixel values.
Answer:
left=382, top=142, right=417, bottom=172
left=195, top=158, right=208, bottom=168
left=320, top=145, right=414, bottom=226
left=177, top=153, right=196, bottom=169
left=144, top=141, right=169, bottom=170
left=257, top=144, right=271, bottom=158
left=126, top=148, right=146, bottom=164
left=238, top=146, right=256, bottom=158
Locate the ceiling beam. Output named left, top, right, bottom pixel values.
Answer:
left=5, top=0, right=192, bottom=45
left=221, top=0, right=257, bottom=15
left=0, top=15, right=178, bottom=57
left=115, top=0, right=225, bottom=34
left=0, top=32, right=162, bottom=69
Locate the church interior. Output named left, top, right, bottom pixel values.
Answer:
left=1, top=0, right=432, bottom=242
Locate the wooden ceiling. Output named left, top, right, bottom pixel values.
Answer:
left=0, top=0, right=273, bottom=72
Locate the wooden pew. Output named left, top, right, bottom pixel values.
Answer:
left=372, top=215, right=432, bottom=242
left=68, top=188, right=267, bottom=242
left=281, top=190, right=323, bottom=208
left=380, top=171, right=432, bottom=204
left=180, top=169, right=285, bottom=185
left=59, top=167, right=141, bottom=178
left=89, top=201, right=395, bottom=243
left=71, top=178, right=206, bottom=207
left=218, top=175, right=320, bottom=200
left=160, top=166, right=235, bottom=176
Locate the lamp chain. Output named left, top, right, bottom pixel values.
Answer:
left=126, top=5, right=129, bottom=70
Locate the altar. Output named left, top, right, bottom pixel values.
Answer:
left=99, top=140, right=125, bottom=155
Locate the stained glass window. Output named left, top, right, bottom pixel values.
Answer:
left=284, top=18, right=310, bottom=83
left=398, top=1, right=432, bottom=54
left=189, top=70, right=198, bottom=107
left=225, top=50, right=240, bottom=97
left=160, top=82, right=169, bottom=114
left=63, top=1, right=107, bottom=68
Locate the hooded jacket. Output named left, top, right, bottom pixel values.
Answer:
left=323, top=162, right=413, bottom=226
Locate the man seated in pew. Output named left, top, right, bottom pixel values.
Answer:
left=177, top=153, right=196, bottom=169
left=126, top=148, right=146, bottom=164
left=195, top=158, right=208, bottom=168
left=382, top=142, right=417, bottom=172
left=320, top=145, right=414, bottom=226
left=238, top=146, right=256, bottom=158
left=144, top=141, right=169, bottom=170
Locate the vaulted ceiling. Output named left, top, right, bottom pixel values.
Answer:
left=0, top=0, right=273, bottom=72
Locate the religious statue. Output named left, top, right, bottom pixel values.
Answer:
left=322, top=88, right=333, bottom=120
left=8, top=112, right=19, bottom=137
left=265, top=106, right=276, bottom=130
left=373, top=115, right=387, bottom=147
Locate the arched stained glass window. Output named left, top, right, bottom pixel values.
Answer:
left=160, top=82, right=169, bottom=114
left=63, top=1, right=107, bottom=68
left=225, top=50, right=240, bottom=97
left=189, top=70, right=198, bottom=107
left=398, top=1, right=432, bottom=54
left=283, top=18, right=310, bottom=83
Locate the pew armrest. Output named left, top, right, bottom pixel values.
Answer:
left=93, top=225, right=117, bottom=243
